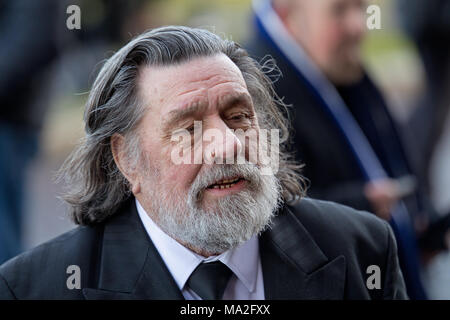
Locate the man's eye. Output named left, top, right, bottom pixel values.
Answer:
left=230, top=114, right=247, bottom=121
left=186, top=124, right=195, bottom=132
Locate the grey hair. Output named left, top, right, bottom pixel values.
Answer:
left=58, top=25, right=306, bottom=225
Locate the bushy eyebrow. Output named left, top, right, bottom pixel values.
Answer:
left=161, top=93, right=253, bottom=132
left=219, top=94, right=253, bottom=114
left=163, top=101, right=208, bottom=130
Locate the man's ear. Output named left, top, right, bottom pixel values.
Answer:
left=110, top=134, right=141, bottom=194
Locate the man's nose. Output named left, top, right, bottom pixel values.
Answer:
left=203, top=118, right=242, bottom=164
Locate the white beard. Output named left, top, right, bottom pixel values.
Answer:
left=141, top=163, right=281, bottom=255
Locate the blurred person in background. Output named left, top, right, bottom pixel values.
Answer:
left=247, top=0, right=450, bottom=299
left=397, top=0, right=450, bottom=197
left=0, top=0, right=60, bottom=264
left=397, top=0, right=450, bottom=299
left=0, top=0, right=146, bottom=264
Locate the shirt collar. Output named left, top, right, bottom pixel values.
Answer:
left=135, top=199, right=259, bottom=293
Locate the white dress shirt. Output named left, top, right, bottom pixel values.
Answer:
left=136, top=199, right=265, bottom=300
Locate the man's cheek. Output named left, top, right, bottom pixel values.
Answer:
left=165, top=164, right=200, bottom=189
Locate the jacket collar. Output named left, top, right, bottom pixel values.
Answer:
left=83, top=199, right=346, bottom=300
left=260, top=204, right=346, bottom=299
left=82, top=199, right=184, bottom=300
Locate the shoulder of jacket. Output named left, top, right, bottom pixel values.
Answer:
left=0, top=225, right=101, bottom=299
left=288, top=197, right=390, bottom=252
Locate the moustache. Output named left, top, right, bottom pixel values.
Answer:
left=189, top=164, right=262, bottom=202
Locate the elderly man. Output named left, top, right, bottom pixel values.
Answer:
left=0, top=26, right=406, bottom=300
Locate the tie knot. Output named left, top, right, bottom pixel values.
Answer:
left=186, top=261, right=233, bottom=300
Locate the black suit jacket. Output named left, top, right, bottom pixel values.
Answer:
left=0, top=198, right=407, bottom=299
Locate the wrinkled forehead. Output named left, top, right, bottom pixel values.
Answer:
left=137, top=53, right=250, bottom=117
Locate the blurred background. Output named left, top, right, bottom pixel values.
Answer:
left=0, top=0, right=449, bottom=298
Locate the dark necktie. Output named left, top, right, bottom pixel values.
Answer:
left=186, top=261, right=233, bottom=300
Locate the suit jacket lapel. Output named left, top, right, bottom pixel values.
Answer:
left=260, top=205, right=347, bottom=299
left=82, top=200, right=184, bottom=300
left=82, top=199, right=346, bottom=300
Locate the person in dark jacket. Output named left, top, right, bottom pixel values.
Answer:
left=0, top=0, right=60, bottom=264
left=0, top=26, right=407, bottom=300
